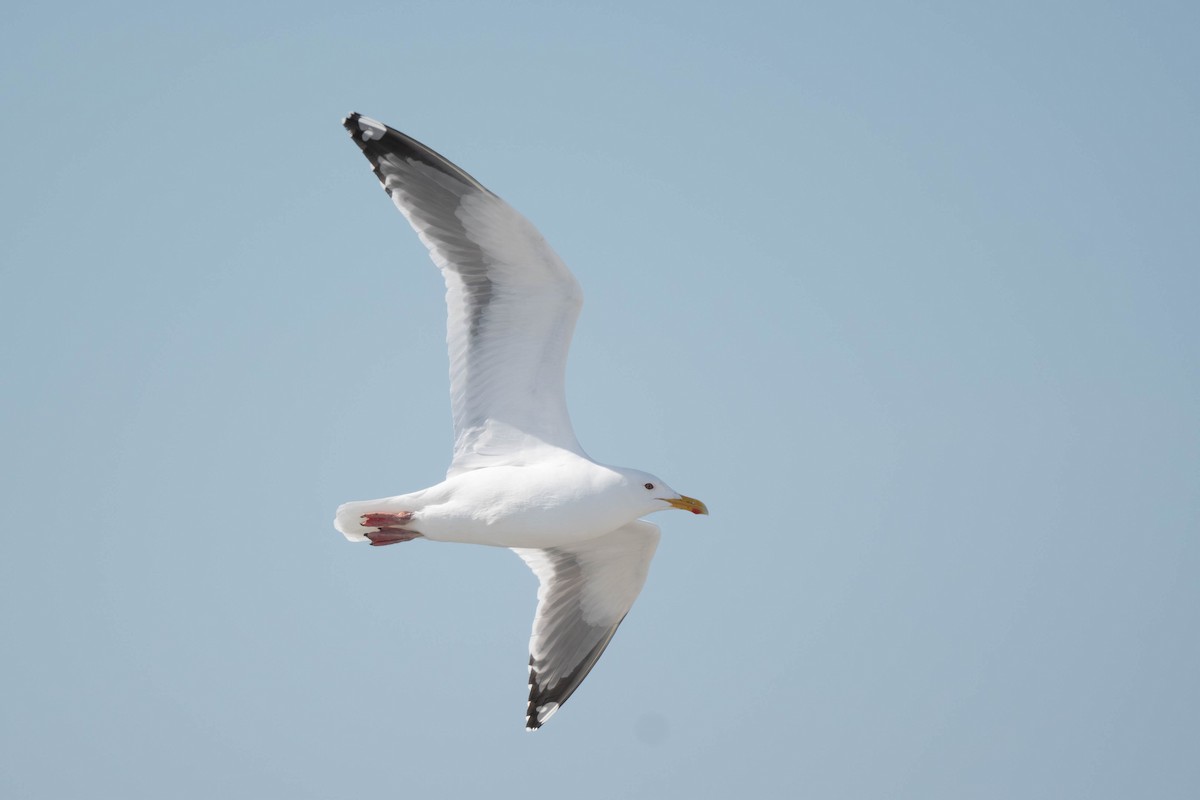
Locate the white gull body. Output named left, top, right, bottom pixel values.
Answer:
left=333, top=113, right=707, bottom=729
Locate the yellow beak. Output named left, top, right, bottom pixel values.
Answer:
left=663, top=495, right=709, bottom=515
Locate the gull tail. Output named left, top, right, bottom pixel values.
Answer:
left=334, top=501, right=373, bottom=543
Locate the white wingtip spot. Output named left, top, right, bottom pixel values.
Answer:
left=358, top=116, right=386, bottom=141
left=536, top=702, right=560, bottom=724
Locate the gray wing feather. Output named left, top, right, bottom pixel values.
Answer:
left=513, top=520, right=661, bottom=729
left=342, top=114, right=585, bottom=473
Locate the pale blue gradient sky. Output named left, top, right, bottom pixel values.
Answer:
left=3, top=2, right=1198, bottom=798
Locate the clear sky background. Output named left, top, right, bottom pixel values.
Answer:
left=3, top=1, right=1197, bottom=797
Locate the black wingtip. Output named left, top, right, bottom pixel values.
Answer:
left=339, top=112, right=490, bottom=194
left=525, top=655, right=546, bottom=730
left=523, top=618, right=627, bottom=730
left=341, top=112, right=374, bottom=146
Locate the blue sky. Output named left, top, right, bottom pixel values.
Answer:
left=3, top=1, right=1198, bottom=797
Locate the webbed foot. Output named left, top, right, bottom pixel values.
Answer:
left=360, top=512, right=422, bottom=547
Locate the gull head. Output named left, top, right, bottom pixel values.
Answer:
left=616, top=468, right=709, bottom=517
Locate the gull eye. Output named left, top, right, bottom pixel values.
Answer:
left=644, top=483, right=655, bottom=490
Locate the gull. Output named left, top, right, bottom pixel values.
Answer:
left=334, top=113, right=708, bottom=730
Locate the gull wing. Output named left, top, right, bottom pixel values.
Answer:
left=512, top=520, right=661, bottom=729
left=343, top=113, right=586, bottom=474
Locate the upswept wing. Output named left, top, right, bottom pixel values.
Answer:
left=512, top=520, right=661, bottom=729
left=343, top=114, right=585, bottom=474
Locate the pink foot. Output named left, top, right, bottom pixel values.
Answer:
left=365, top=528, right=423, bottom=546
left=362, top=512, right=414, bottom=528
left=360, top=511, right=422, bottom=547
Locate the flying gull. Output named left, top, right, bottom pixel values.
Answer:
left=334, top=113, right=708, bottom=729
